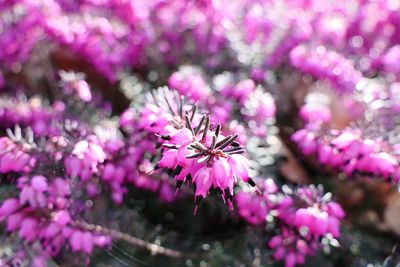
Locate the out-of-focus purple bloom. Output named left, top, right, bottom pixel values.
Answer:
left=382, top=45, right=400, bottom=77
left=0, top=137, right=35, bottom=174
left=168, top=67, right=211, bottom=102
left=290, top=45, right=362, bottom=93
left=65, top=137, right=106, bottom=182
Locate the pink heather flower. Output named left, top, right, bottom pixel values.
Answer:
left=299, top=104, right=331, bottom=124
left=6, top=213, right=23, bottom=232
left=327, top=202, right=346, bottom=219
left=243, top=5, right=274, bottom=45
left=158, top=149, right=179, bottom=169
left=19, top=217, right=39, bottom=242
left=221, top=79, right=255, bottom=104
left=0, top=94, right=65, bottom=137
left=43, top=223, right=61, bottom=239
left=265, top=17, right=312, bottom=68
left=277, top=185, right=345, bottom=238
left=0, top=172, right=113, bottom=258
left=372, top=152, right=397, bottom=179
left=139, top=103, right=173, bottom=135
left=93, top=235, right=112, bottom=247
left=60, top=71, right=93, bottom=102
left=290, top=44, right=362, bottom=93
left=382, top=45, right=400, bottom=76
left=193, top=167, right=213, bottom=198
left=228, top=154, right=251, bottom=183
left=236, top=191, right=268, bottom=225
left=242, top=88, right=276, bottom=133
left=331, top=132, right=357, bottom=149
left=212, top=157, right=233, bottom=191
left=68, top=229, right=109, bottom=254
left=19, top=176, right=48, bottom=209
left=295, top=123, right=400, bottom=181
left=65, top=137, right=106, bottom=181
left=53, top=210, right=71, bottom=226
left=74, top=80, right=92, bottom=102
left=156, top=112, right=254, bottom=211
left=0, top=198, right=20, bottom=219
left=0, top=137, right=34, bottom=173
left=51, top=177, right=71, bottom=197
left=82, top=232, right=94, bottom=254
left=269, top=227, right=318, bottom=267
left=176, top=146, right=192, bottom=167
left=70, top=231, right=84, bottom=252
left=120, top=108, right=136, bottom=130
left=209, top=101, right=232, bottom=125
left=31, top=175, right=48, bottom=192
left=168, top=67, right=210, bottom=101
left=318, top=145, right=338, bottom=166
left=102, top=163, right=116, bottom=182
left=291, top=129, right=317, bottom=155
left=294, top=208, right=331, bottom=236
left=168, top=128, right=194, bottom=145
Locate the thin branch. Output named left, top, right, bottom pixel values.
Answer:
left=74, top=220, right=200, bottom=259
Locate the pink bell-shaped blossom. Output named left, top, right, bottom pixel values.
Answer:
left=82, top=232, right=94, bottom=254
left=20, top=217, right=39, bottom=242
left=169, top=128, right=194, bottom=145
left=7, top=213, right=23, bottom=232
left=54, top=210, right=71, bottom=226
left=212, top=157, right=232, bottom=190
left=228, top=154, right=250, bottom=183
left=43, top=223, right=61, bottom=239
left=327, top=202, right=345, bottom=218
left=194, top=167, right=213, bottom=198
left=70, top=231, right=83, bottom=251
left=0, top=198, right=20, bottom=218
left=31, top=175, right=48, bottom=192
left=177, top=146, right=192, bottom=167
left=120, top=108, right=136, bottom=128
left=103, top=163, right=116, bottom=182
left=158, top=149, right=178, bottom=169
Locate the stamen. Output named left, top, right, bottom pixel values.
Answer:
left=215, top=135, right=231, bottom=148
left=179, top=95, right=184, bottom=118
left=201, top=115, right=210, bottom=143
left=194, top=115, right=206, bottom=136
left=231, top=141, right=240, bottom=147
left=191, top=141, right=208, bottom=151
left=215, top=124, right=221, bottom=138
left=187, top=151, right=206, bottom=158
left=210, top=135, right=217, bottom=150
left=227, top=149, right=246, bottom=155
left=163, top=90, right=176, bottom=116
left=185, top=115, right=195, bottom=135
left=190, top=104, right=197, bottom=122
left=223, top=147, right=245, bottom=153
left=218, top=135, right=238, bottom=150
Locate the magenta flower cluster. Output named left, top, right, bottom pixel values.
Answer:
left=236, top=180, right=345, bottom=267
left=293, top=93, right=400, bottom=183
left=290, top=45, right=362, bottom=93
